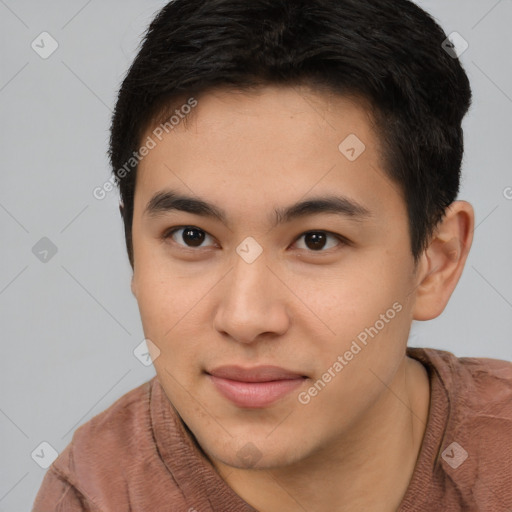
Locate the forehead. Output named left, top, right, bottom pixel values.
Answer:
left=134, top=85, right=405, bottom=224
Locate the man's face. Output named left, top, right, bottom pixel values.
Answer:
left=131, top=85, right=420, bottom=469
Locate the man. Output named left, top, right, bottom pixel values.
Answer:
left=33, top=0, right=512, bottom=510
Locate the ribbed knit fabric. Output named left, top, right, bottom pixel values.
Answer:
left=32, top=347, right=512, bottom=511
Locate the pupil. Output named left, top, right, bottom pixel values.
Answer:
left=305, top=232, right=326, bottom=250
left=183, top=228, right=205, bottom=247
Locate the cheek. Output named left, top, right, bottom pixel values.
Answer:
left=308, top=257, right=413, bottom=370
left=299, top=302, right=411, bottom=429
left=317, top=266, right=406, bottom=331
left=134, top=269, right=210, bottom=365
left=134, top=267, right=186, bottom=348
left=136, top=279, right=170, bottom=334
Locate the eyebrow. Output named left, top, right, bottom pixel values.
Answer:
left=143, top=189, right=372, bottom=227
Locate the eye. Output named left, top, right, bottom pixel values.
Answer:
left=162, top=227, right=348, bottom=253
left=293, top=231, right=345, bottom=252
left=164, top=226, right=216, bottom=248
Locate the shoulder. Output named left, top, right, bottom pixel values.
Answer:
left=410, top=347, right=512, bottom=507
left=45, top=377, right=157, bottom=509
left=416, top=347, right=512, bottom=434
left=410, top=347, right=512, bottom=406
left=421, top=347, right=512, bottom=413
left=32, top=462, right=102, bottom=511
left=68, top=376, right=155, bottom=460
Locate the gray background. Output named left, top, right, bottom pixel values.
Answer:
left=0, top=0, right=511, bottom=510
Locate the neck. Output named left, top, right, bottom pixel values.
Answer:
left=210, top=354, right=430, bottom=512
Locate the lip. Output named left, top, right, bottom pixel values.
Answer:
left=206, top=365, right=308, bottom=408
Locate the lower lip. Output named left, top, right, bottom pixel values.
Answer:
left=207, top=374, right=306, bottom=408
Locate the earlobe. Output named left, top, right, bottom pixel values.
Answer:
left=412, top=201, right=474, bottom=321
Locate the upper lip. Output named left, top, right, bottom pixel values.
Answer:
left=206, top=365, right=306, bottom=382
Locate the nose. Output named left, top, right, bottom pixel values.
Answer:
left=213, top=255, right=290, bottom=344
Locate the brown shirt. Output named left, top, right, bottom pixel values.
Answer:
left=32, top=347, right=512, bottom=511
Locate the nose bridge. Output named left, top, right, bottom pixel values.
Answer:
left=214, top=249, right=289, bottom=342
left=226, top=251, right=272, bottom=311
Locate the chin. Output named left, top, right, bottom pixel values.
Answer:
left=198, top=431, right=310, bottom=471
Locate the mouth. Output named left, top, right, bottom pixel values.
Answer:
left=205, top=365, right=308, bottom=408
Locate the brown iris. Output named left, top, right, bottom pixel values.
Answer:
left=303, top=232, right=327, bottom=250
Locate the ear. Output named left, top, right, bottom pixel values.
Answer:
left=412, top=200, right=474, bottom=321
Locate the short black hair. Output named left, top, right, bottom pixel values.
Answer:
left=109, top=0, right=472, bottom=269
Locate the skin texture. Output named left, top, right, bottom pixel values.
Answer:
left=130, top=85, right=474, bottom=512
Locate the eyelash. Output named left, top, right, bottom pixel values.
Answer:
left=161, top=226, right=350, bottom=253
